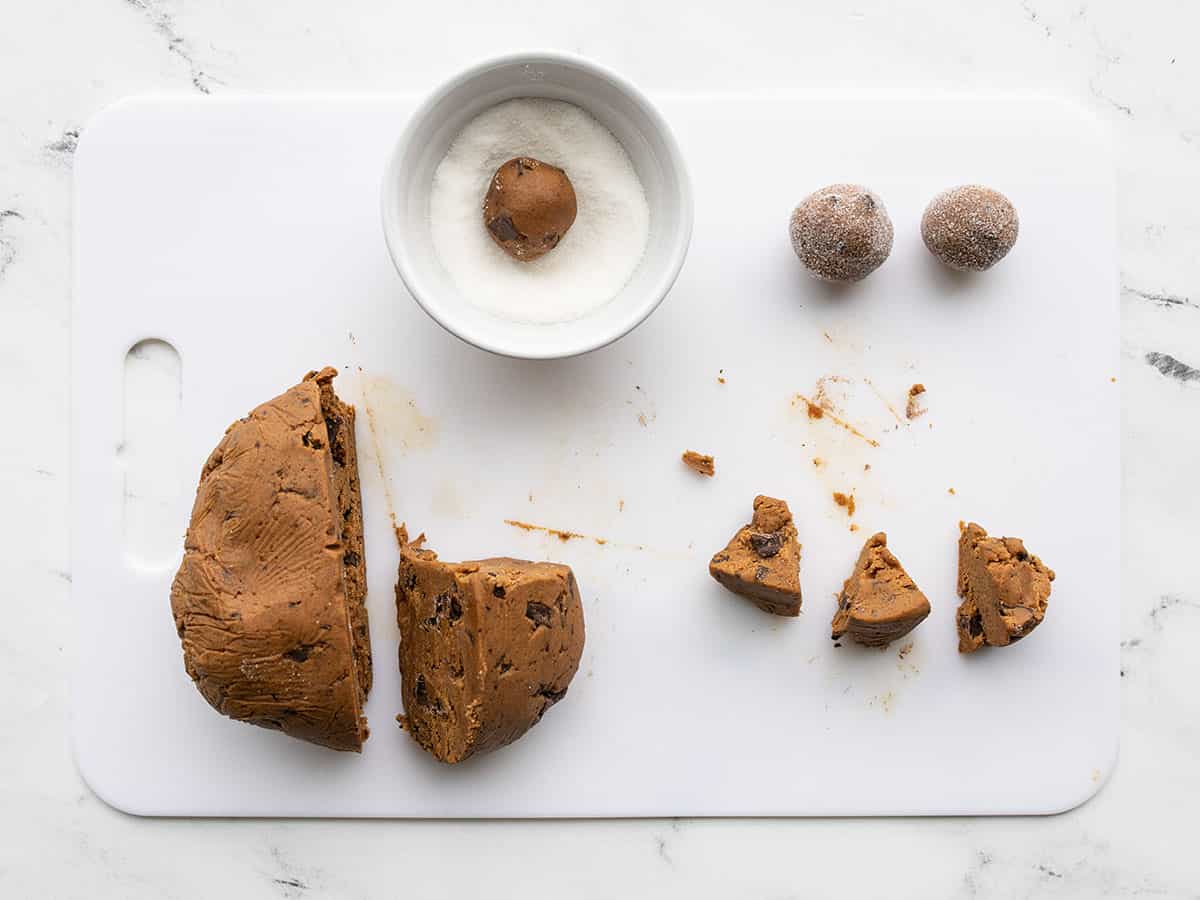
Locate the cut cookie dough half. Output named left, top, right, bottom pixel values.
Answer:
left=170, top=368, right=371, bottom=751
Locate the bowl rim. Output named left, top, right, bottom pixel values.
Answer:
left=380, top=49, right=694, bottom=360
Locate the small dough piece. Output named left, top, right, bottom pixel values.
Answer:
left=483, top=156, right=577, bottom=261
left=170, top=368, right=371, bottom=752
left=709, top=495, right=803, bottom=616
left=921, top=185, right=1019, bottom=271
left=396, top=532, right=585, bottom=764
left=832, top=532, right=931, bottom=648
left=906, top=383, right=927, bottom=420
left=789, top=183, right=894, bottom=283
left=956, top=522, right=1055, bottom=653
left=681, top=450, right=715, bottom=477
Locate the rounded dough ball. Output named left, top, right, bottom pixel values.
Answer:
left=482, top=157, right=578, bottom=262
left=921, top=185, right=1018, bottom=271
left=789, top=184, right=894, bottom=283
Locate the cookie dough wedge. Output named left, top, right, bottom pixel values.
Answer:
left=956, top=522, right=1055, bottom=652
left=832, top=532, right=930, bottom=647
left=170, top=368, right=371, bottom=751
left=709, top=495, right=803, bottom=616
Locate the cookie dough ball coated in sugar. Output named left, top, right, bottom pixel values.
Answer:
left=921, top=185, right=1019, bottom=271
left=789, top=184, right=894, bottom=283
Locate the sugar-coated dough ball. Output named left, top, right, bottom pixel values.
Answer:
left=482, top=157, right=577, bottom=262
left=921, top=185, right=1018, bottom=271
left=789, top=184, right=894, bottom=283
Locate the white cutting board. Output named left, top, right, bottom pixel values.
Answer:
left=71, top=93, right=1118, bottom=817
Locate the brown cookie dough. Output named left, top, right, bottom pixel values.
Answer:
left=906, top=383, right=927, bottom=420
left=681, top=450, right=715, bottom=477
left=483, top=156, right=577, bottom=261
left=956, top=522, right=1055, bottom=653
left=170, top=368, right=371, bottom=752
left=921, top=185, right=1019, bottom=271
left=709, top=495, right=803, bottom=616
left=395, top=531, right=585, bottom=764
left=789, top=183, right=894, bottom=283
left=832, top=532, right=931, bottom=648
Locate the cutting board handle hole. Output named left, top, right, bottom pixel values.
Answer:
left=122, top=339, right=183, bottom=571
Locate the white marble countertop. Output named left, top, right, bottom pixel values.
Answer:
left=1, top=0, right=1198, bottom=896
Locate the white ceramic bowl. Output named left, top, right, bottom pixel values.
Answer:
left=381, top=51, right=693, bottom=359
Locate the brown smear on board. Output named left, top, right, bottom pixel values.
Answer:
left=504, top=519, right=609, bottom=546
left=360, top=382, right=399, bottom=538
left=813, top=375, right=851, bottom=409
left=357, top=373, right=440, bottom=549
left=793, top=392, right=880, bottom=447
left=864, top=377, right=905, bottom=425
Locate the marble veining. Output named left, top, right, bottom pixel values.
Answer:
left=267, top=845, right=314, bottom=897
left=122, top=0, right=221, bottom=94
left=1145, top=351, right=1200, bottom=383
left=2, top=0, right=1199, bottom=897
left=1121, top=594, right=1199, bottom=680
left=0, top=208, right=23, bottom=281
left=1123, top=283, right=1197, bottom=311
left=44, top=128, right=79, bottom=158
left=1090, top=77, right=1135, bottom=117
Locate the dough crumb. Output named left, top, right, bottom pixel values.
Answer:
left=682, top=450, right=715, bottom=477
left=906, top=383, right=927, bottom=420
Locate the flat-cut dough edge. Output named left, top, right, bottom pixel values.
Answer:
left=394, top=528, right=585, bottom=764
